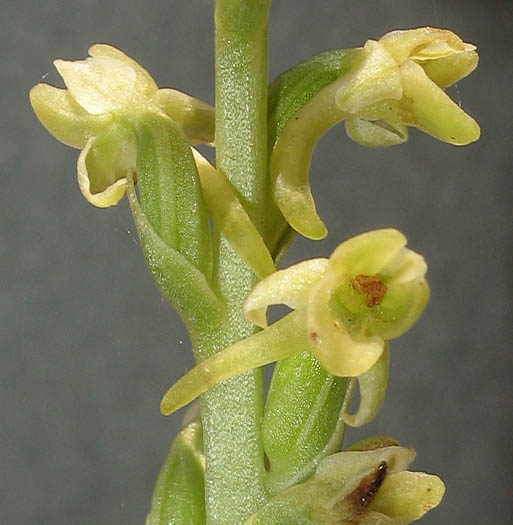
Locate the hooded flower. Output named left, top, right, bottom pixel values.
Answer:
left=159, top=229, right=428, bottom=416
left=342, top=27, right=480, bottom=147
left=30, top=45, right=214, bottom=207
left=245, top=441, right=445, bottom=524
left=270, top=27, right=480, bottom=240
left=245, top=228, right=428, bottom=377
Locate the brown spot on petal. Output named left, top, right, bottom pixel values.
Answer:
left=347, top=461, right=388, bottom=516
left=352, top=275, right=387, bottom=307
left=310, top=331, right=319, bottom=342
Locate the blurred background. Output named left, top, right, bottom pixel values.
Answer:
left=1, top=0, right=511, bottom=523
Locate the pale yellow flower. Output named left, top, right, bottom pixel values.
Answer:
left=30, top=45, right=214, bottom=207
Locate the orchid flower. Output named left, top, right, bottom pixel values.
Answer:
left=30, top=45, right=214, bottom=207
left=160, top=229, right=428, bottom=418
left=246, top=441, right=445, bottom=524
left=271, top=27, right=481, bottom=239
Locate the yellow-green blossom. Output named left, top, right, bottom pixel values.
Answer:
left=30, top=45, right=214, bottom=207
left=160, top=229, right=428, bottom=415
left=271, top=27, right=480, bottom=240
left=246, top=442, right=445, bottom=524
left=343, top=27, right=480, bottom=147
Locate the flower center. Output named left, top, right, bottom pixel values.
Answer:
left=352, top=274, right=387, bottom=307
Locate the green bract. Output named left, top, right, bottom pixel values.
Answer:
left=146, top=417, right=206, bottom=525
left=159, top=229, right=427, bottom=415
left=30, top=44, right=215, bottom=207
left=270, top=27, right=480, bottom=239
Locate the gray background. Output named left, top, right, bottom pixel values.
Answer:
left=1, top=0, right=511, bottom=523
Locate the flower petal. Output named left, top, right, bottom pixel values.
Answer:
left=345, top=117, right=408, bottom=147
left=29, top=84, right=112, bottom=148
left=88, top=44, right=158, bottom=97
left=420, top=48, right=478, bottom=89
left=307, top=270, right=384, bottom=377
left=335, top=40, right=402, bottom=114
left=343, top=344, right=389, bottom=427
left=244, top=258, right=329, bottom=327
left=160, top=310, right=307, bottom=415
left=192, top=149, right=275, bottom=280
left=399, top=60, right=480, bottom=145
left=379, top=27, right=468, bottom=65
left=380, top=248, right=427, bottom=285
left=54, top=56, right=137, bottom=115
left=153, top=89, right=215, bottom=145
left=329, top=229, right=406, bottom=278
left=368, top=471, right=445, bottom=522
left=77, top=124, right=136, bottom=207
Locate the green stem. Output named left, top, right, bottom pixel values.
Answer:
left=197, top=1, right=271, bottom=523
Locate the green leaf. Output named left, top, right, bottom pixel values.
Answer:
left=146, top=420, right=206, bottom=525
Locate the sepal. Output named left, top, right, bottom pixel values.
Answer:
left=244, top=258, right=328, bottom=327
left=342, top=344, right=389, bottom=427
left=77, top=122, right=135, bottom=207
left=29, top=84, right=112, bottom=148
left=193, top=150, right=274, bottom=279
left=54, top=55, right=139, bottom=115
left=398, top=60, right=480, bottom=145
left=153, top=89, right=215, bottom=145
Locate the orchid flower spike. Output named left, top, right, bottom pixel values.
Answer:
left=30, top=45, right=214, bottom=207
left=160, top=229, right=429, bottom=416
left=271, top=27, right=480, bottom=239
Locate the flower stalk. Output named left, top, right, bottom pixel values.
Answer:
left=195, top=1, right=272, bottom=523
